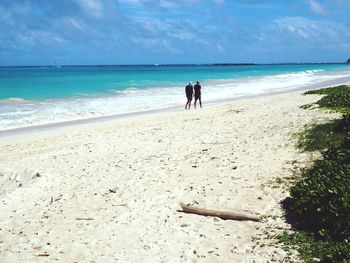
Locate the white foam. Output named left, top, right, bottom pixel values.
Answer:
left=110, top=88, right=141, bottom=95
left=0, top=69, right=349, bottom=131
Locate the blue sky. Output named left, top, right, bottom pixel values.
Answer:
left=0, top=0, right=349, bottom=65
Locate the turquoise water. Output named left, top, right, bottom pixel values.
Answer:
left=0, top=64, right=350, bottom=131
left=1, top=64, right=349, bottom=100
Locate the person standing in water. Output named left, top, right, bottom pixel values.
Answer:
left=194, top=81, right=202, bottom=109
left=185, top=82, right=193, bottom=110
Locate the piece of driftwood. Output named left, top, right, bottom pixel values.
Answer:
left=76, top=217, right=94, bottom=221
left=36, top=253, right=49, bottom=257
left=179, top=203, right=261, bottom=222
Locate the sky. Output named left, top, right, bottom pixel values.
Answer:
left=0, top=0, right=349, bottom=66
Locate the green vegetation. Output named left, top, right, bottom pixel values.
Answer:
left=305, top=85, right=350, bottom=113
left=280, top=85, right=350, bottom=262
left=291, top=138, right=350, bottom=239
left=279, top=231, right=350, bottom=263
left=297, top=115, right=350, bottom=152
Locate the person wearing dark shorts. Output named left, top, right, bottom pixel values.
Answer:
left=194, top=81, right=202, bottom=109
left=185, top=82, right=193, bottom=110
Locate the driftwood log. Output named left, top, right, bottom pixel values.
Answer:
left=179, top=203, right=261, bottom=222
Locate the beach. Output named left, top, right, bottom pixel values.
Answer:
left=0, top=89, right=340, bottom=262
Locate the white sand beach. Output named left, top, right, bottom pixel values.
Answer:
left=0, top=91, right=339, bottom=262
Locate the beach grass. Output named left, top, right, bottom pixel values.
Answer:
left=280, top=85, right=350, bottom=262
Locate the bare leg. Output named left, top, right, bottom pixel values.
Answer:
left=194, top=98, right=197, bottom=109
left=185, top=99, right=192, bottom=109
left=199, top=98, right=202, bottom=108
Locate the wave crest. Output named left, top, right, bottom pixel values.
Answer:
left=110, top=88, right=141, bottom=95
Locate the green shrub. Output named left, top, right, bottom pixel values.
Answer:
left=290, top=137, right=350, bottom=240
left=279, top=231, right=350, bottom=263
left=334, top=114, right=350, bottom=134
left=297, top=114, right=350, bottom=151
left=305, top=85, right=350, bottom=112
left=281, top=85, right=350, bottom=262
left=318, top=92, right=350, bottom=109
left=321, top=240, right=350, bottom=263
left=305, top=85, right=350, bottom=95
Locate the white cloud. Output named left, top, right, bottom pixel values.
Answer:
left=275, top=17, right=320, bottom=39
left=139, top=18, right=172, bottom=33
left=274, top=16, right=348, bottom=41
left=167, top=30, right=195, bottom=41
left=158, top=0, right=178, bottom=8
left=120, top=0, right=178, bottom=9
left=69, top=18, right=86, bottom=32
left=132, top=17, right=197, bottom=42
left=130, top=36, right=158, bottom=47
left=75, top=0, right=104, bottom=18
left=307, top=0, right=326, bottom=15
left=129, top=36, right=179, bottom=53
left=216, top=44, right=224, bottom=52
left=118, top=0, right=142, bottom=5
left=16, top=30, right=67, bottom=47
left=162, top=39, right=180, bottom=53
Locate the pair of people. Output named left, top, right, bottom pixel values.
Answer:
left=185, top=81, right=202, bottom=110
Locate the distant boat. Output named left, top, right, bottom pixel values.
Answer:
left=347, top=58, right=350, bottom=64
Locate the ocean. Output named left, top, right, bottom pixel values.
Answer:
left=1, top=64, right=350, bottom=131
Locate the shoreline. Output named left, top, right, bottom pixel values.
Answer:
left=1, top=74, right=350, bottom=141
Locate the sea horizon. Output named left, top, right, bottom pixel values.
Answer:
left=1, top=61, right=349, bottom=68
